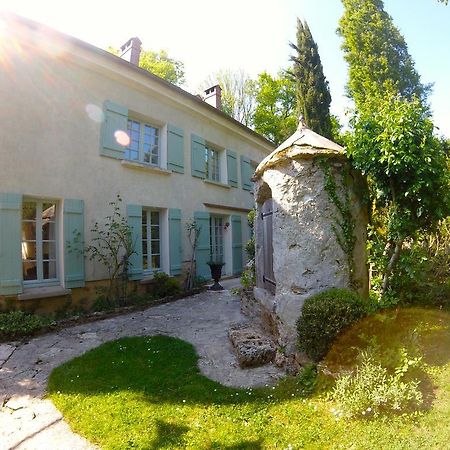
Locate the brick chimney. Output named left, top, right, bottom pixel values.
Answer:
left=119, top=37, right=142, bottom=66
left=204, top=85, right=222, bottom=110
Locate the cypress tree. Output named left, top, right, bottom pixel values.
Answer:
left=290, top=19, right=333, bottom=139
left=338, top=0, right=429, bottom=111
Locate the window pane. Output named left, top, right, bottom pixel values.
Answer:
left=42, top=203, right=56, bottom=220
left=151, top=225, right=160, bottom=240
left=151, top=240, right=160, bottom=254
left=23, top=202, right=36, bottom=220
left=43, top=242, right=56, bottom=260
left=42, top=221, right=56, bottom=241
left=43, top=261, right=57, bottom=280
left=22, top=242, right=36, bottom=261
left=151, top=155, right=158, bottom=165
left=130, top=137, right=139, bottom=149
left=151, top=212, right=160, bottom=225
left=152, top=254, right=160, bottom=269
left=23, top=261, right=37, bottom=281
left=22, top=221, right=36, bottom=241
left=142, top=240, right=148, bottom=256
left=143, top=255, right=148, bottom=270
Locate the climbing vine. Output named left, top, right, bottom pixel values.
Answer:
left=319, top=159, right=357, bottom=287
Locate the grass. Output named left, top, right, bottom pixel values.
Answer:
left=47, top=307, right=450, bottom=449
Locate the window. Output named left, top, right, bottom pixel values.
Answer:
left=126, top=119, right=160, bottom=165
left=142, top=210, right=161, bottom=272
left=209, top=216, right=224, bottom=262
left=22, top=200, right=58, bottom=284
left=205, top=146, right=220, bottom=182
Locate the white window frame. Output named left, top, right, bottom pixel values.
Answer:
left=22, top=199, right=60, bottom=287
left=142, top=208, right=162, bottom=274
left=209, top=215, right=224, bottom=263
left=205, top=145, right=221, bottom=182
left=126, top=118, right=161, bottom=166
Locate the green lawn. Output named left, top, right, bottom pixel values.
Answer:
left=47, top=307, right=450, bottom=449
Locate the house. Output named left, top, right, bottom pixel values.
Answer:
left=0, top=13, right=273, bottom=313
left=250, top=123, right=368, bottom=354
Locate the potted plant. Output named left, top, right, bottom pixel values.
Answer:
left=207, top=260, right=225, bottom=291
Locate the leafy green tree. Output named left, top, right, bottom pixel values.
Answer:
left=139, top=49, right=185, bottom=86
left=200, top=70, right=255, bottom=126
left=347, top=95, right=450, bottom=293
left=290, top=19, right=333, bottom=138
left=338, top=0, right=429, bottom=111
left=107, top=47, right=185, bottom=86
left=339, top=0, right=450, bottom=294
left=253, top=71, right=297, bottom=145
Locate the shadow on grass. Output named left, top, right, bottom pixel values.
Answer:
left=46, top=308, right=450, bottom=448
left=48, top=336, right=271, bottom=448
left=47, top=335, right=289, bottom=407
left=150, top=420, right=190, bottom=449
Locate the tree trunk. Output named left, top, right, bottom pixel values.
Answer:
left=381, top=240, right=403, bottom=295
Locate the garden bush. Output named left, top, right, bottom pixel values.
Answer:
left=151, top=272, right=181, bottom=299
left=297, top=288, right=368, bottom=361
left=329, top=350, right=423, bottom=418
left=0, top=310, right=53, bottom=340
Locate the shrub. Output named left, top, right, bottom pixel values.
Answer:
left=151, top=272, right=181, bottom=299
left=329, top=350, right=423, bottom=418
left=0, top=311, right=53, bottom=340
left=241, top=264, right=256, bottom=290
left=297, top=288, right=368, bottom=361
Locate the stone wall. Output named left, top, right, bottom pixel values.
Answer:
left=254, top=156, right=368, bottom=353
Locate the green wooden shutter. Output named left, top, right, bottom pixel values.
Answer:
left=63, top=199, right=85, bottom=288
left=194, top=211, right=210, bottom=279
left=100, top=100, right=128, bottom=159
left=241, top=156, right=253, bottom=191
left=231, top=215, right=243, bottom=275
left=191, top=134, right=206, bottom=179
left=127, top=204, right=143, bottom=280
left=168, top=208, right=182, bottom=275
left=226, top=150, right=238, bottom=188
left=167, top=125, right=184, bottom=174
left=0, top=193, right=22, bottom=295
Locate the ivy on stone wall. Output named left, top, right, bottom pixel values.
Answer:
left=319, top=159, right=357, bottom=287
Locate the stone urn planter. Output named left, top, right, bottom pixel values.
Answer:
left=207, top=261, right=225, bottom=291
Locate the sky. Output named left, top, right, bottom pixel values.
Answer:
left=2, top=0, right=449, bottom=137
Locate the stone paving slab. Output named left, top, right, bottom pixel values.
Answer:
left=0, top=282, right=284, bottom=449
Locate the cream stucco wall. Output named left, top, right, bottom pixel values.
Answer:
left=0, top=17, right=273, bottom=286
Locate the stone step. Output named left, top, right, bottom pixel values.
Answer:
left=228, top=323, right=276, bottom=368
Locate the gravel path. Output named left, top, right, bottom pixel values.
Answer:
left=0, top=281, right=283, bottom=450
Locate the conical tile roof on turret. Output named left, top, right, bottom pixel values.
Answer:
left=254, top=123, right=345, bottom=179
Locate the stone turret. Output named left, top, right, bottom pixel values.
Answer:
left=251, top=124, right=369, bottom=355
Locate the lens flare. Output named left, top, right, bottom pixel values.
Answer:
left=114, top=130, right=130, bottom=146
left=85, top=104, right=104, bottom=123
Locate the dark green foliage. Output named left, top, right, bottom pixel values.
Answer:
left=151, top=272, right=181, bottom=298
left=338, top=0, right=429, bottom=110
left=297, top=288, right=368, bottom=361
left=252, top=71, right=297, bottom=145
left=0, top=311, right=53, bottom=340
left=290, top=19, right=332, bottom=138
left=347, top=96, right=450, bottom=241
left=388, top=218, right=450, bottom=310
left=339, top=1, right=449, bottom=293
